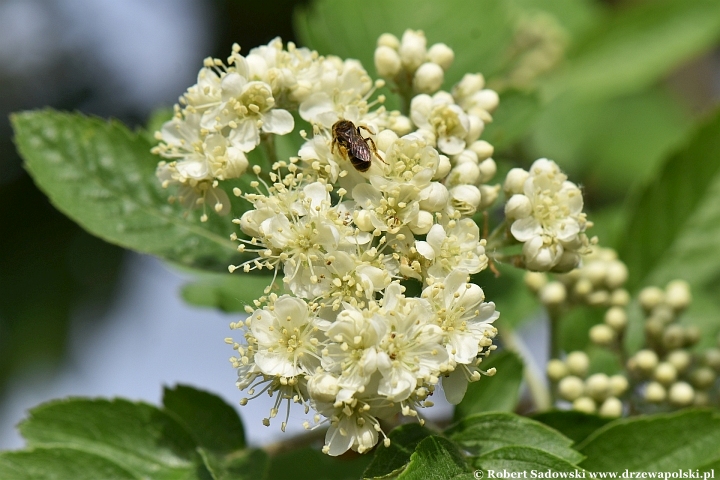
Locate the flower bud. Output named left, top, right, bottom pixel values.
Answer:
left=472, top=89, right=500, bottom=113
left=399, top=29, right=427, bottom=71
left=477, top=158, right=497, bottom=183
left=469, top=140, right=494, bottom=161
left=427, top=43, right=454, bottom=70
left=605, top=260, right=628, bottom=289
left=667, top=350, right=692, bottom=373
left=584, top=262, right=607, bottom=287
left=478, top=184, right=500, bottom=210
left=668, top=381, right=694, bottom=406
left=585, top=373, right=611, bottom=401
left=454, top=149, right=479, bottom=165
left=665, top=279, right=691, bottom=311
left=684, top=326, right=700, bottom=347
left=566, top=351, right=590, bottom=377
left=558, top=375, right=584, bottom=401
left=586, top=290, right=610, bottom=306
left=610, top=289, right=631, bottom=307
left=644, top=317, right=665, bottom=340
left=388, top=114, right=413, bottom=136
left=604, top=307, right=627, bottom=331
left=434, top=154, right=451, bottom=180
left=465, top=115, right=484, bottom=144
left=408, top=210, right=434, bottom=235
left=307, top=372, right=339, bottom=403
left=662, top=325, right=685, bottom=350
left=376, top=129, right=399, bottom=152
left=524, top=272, right=547, bottom=292
left=547, top=359, right=568, bottom=382
left=453, top=73, right=485, bottom=98
left=634, top=349, right=659, bottom=373
left=589, top=324, right=615, bottom=346
left=374, top=45, right=402, bottom=77
left=450, top=185, right=482, bottom=215
left=639, top=286, right=665, bottom=312
left=654, top=362, right=677, bottom=385
left=504, top=168, right=529, bottom=195
left=377, top=33, right=400, bottom=49
left=573, top=396, right=596, bottom=414
left=598, top=397, right=623, bottom=418
left=413, top=62, right=444, bottom=94
left=448, top=162, right=480, bottom=186
left=574, top=278, right=593, bottom=297
left=505, top=194, right=532, bottom=220
left=609, top=375, right=629, bottom=396
left=419, top=182, right=450, bottom=212
left=539, top=281, right=566, bottom=307
left=704, top=348, right=720, bottom=371
left=644, top=381, right=666, bottom=403
left=690, top=367, right=716, bottom=389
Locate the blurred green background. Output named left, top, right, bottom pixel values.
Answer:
left=2, top=0, right=720, bottom=448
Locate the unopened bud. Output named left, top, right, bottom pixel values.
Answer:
left=662, top=325, right=685, bottom=350
left=668, top=381, right=694, bottom=406
left=654, top=362, right=677, bottom=386
left=665, top=279, right=691, bottom=311
left=505, top=194, right=532, bottom=220
left=639, top=286, right=665, bottom=312
left=399, top=29, right=427, bottom=71
left=573, top=396, right=596, bottom=414
left=667, top=350, right=692, bottom=373
left=604, top=307, right=627, bottom=331
left=704, top=348, right=720, bottom=371
left=434, top=154, right=451, bottom=180
left=524, top=272, right=547, bottom=292
left=585, top=373, right=611, bottom=401
left=605, top=261, right=628, bottom=289
left=478, top=184, right=500, bottom=209
left=610, top=289, right=631, bottom=307
left=558, top=375, right=584, bottom=401
left=644, top=381, right=666, bottom=403
left=375, top=46, right=402, bottom=77
left=690, top=367, right=716, bottom=389
left=540, top=281, right=566, bottom=306
left=634, top=349, right=659, bottom=373
left=566, top=351, right=590, bottom=377
left=377, top=33, right=400, bottom=49
left=469, top=140, right=494, bottom=161
left=609, top=375, right=629, bottom=396
left=547, top=359, right=568, bottom=382
left=427, top=43, right=454, bottom=70
left=454, top=149, right=479, bottom=165
left=598, top=397, right=623, bottom=418
left=473, top=89, right=500, bottom=113
left=589, top=324, right=616, bottom=346
left=413, top=62, right=444, bottom=94
left=477, top=158, right=497, bottom=183
left=504, top=168, right=529, bottom=195
left=418, top=182, right=450, bottom=212
left=408, top=210, right=434, bottom=235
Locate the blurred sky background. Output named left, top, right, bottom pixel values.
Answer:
left=1, top=0, right=720, bottom=452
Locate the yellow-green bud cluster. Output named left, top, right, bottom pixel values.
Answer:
left=547, top=351, right=626, bottom=418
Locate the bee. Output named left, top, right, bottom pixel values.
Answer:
left=331, top=119, right=385, bottom=172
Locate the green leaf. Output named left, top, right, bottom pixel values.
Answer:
left=483, top=91, right=540, bottom=152
left=295, top=0, right=518, bottom=85
left=268, top=446, right=372, bottom=480
left=162, top=385, right=246, bottom=454
left=529, top=88, right=693, bottom=197
left=0, top=448, right=136, bottom=480
left=531, top=411, right=611, bottom=446
left=474, top=446, right=584, bottom=475
left=543, top=0, right=720, bottom=100
left=397, top=436, right=469, bottom=480
left=199, top=447, right=268, bottom=480
left=180, top=271, right=278, bottom=312
left=445, top=412, right=583, bottom=465
left=363, top=423, right=434, bottom=479
left=454, top=350, right=524, bottom=420
left=578, top=410, right=720, bottom=472
left=18, top=398, right=202, bottom=480
left=617, top=110, right=720, bottom=290
left=11, top=110, right=241, bottom=271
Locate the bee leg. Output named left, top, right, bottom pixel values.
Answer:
left=364, top=136, right=387, bottom=164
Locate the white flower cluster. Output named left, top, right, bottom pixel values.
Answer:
left=504, top=158, right=592, bottom=272
left=209, top=35, right=503, bottom=456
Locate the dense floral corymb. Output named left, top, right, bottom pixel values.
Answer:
left=153, top=29, right=592, bottom=456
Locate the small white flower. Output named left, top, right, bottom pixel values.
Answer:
left=415, top=218, right=488, bottom=280
left=410, top=93, right=472, bottom=155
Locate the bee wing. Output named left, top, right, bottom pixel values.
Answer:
left=348, top=136, right=372, bottom=162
